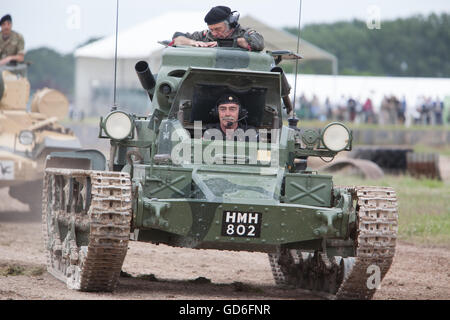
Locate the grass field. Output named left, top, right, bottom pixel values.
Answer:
left=333, top=174, right=450, bottom=248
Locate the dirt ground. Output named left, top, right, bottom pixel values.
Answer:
left=0, top=187, right=449, bottom=300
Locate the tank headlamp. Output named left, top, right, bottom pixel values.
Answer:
left=321, top=123, right=351, bottom=152
left=104, top=111, right=133, bottom=141
left=18, top=130, right=35, bottom=146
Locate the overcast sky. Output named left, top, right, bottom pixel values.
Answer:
left=1, top=0, right=449, bottom=53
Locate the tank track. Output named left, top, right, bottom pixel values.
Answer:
left=268, top=186, right=398, bottom=299
left=42, top=168, right=132, bottom=291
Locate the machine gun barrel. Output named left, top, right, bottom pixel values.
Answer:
left=135, top=61, right=156, bottom=100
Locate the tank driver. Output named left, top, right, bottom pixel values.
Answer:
left=206, top=93, right=258, bottom=142
left=171, top=6, right=264, bottom=51
left=0, top=14, right=25, bottom=66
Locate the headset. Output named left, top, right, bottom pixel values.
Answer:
left=227, top=11, right=240, bottom=29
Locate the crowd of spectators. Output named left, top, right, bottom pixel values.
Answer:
left=293, top=94, right=448, bottom=126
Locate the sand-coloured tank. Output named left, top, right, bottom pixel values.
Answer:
left=0, top=64, right=81, bottom=213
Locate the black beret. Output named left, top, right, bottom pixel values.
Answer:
left=204, top=6, right=231, bottom=25
left=0, top=14, right=12, bottom=25
left=217, top=93, right=241, bottom=107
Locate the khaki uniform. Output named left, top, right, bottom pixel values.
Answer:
left=173, top=25, right=265, bottom=52
left=0, top=30, right=25, bottom=60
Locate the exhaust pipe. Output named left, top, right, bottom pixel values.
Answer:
left=271, top=67, right=293, bottom=115
left=135, top=61, right=156, bottom=101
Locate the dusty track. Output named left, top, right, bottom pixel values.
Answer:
left=0, top=188, right=449, bottom=300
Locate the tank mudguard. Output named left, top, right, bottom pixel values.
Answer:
left=45, top=150, right=106, bottom=171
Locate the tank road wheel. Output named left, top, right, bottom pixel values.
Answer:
left=313, top=252, right=335, bottom=293
left=268, top=249, right=306, bottom=287
left=42, top=169, right=132, bottom=291
left=268, top=186, right=398, bottom=299
left=268, top=249, right=312, bottom=290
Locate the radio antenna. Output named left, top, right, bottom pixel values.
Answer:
left=112, top=0, right=120, bottom=110
left=292, top=0, right=303, bottom=117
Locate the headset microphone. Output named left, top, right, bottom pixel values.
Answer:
left=225, top=113, right=248, bottom=128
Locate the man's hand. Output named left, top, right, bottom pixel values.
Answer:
left=0, top=56, right=12, bottom=65
left=173, top=36, right=217, bottom=48
left=0, top=54, right=24, bottom=66
left=193, top=41, right=217, bottom=47
left=236, top=37, right=250, bottom=50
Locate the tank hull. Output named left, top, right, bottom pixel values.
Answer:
left=133, top=198, right=352, bottom=251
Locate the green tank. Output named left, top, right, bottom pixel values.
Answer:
left=42, top=45, right=398, bottom=299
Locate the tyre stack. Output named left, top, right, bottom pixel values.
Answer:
left=406, top=152, right=441, bottom=180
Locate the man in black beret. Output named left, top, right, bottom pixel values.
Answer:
left=215, top=93, right=243, bottom=133
left=204, top=93, right=258, bottom=142
left=172, top=6, right=264, bottom=51
left=0, top=14, right=25, bottom=66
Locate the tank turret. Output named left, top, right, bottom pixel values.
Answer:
left=0, top=68, right=30, bottom=110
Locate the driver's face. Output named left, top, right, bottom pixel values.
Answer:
left=218, top=103, right=239, bottom=126
left=0, top=21, right=12, bottom=35
left=208, top=21, right=231, bottom=39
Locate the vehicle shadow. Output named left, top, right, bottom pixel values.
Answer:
left=0, top=209, right=41, bottom=223
left=114, top=274, right=324, bottom=300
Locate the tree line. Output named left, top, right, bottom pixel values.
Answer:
left=24, top=37, right=102, bottom=100
left=285, top=13, right=450, bottom=77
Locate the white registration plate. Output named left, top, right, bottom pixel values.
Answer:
left=221, top=211, right=262, bottom=238
left=0, top=161, right=14, bottom=180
